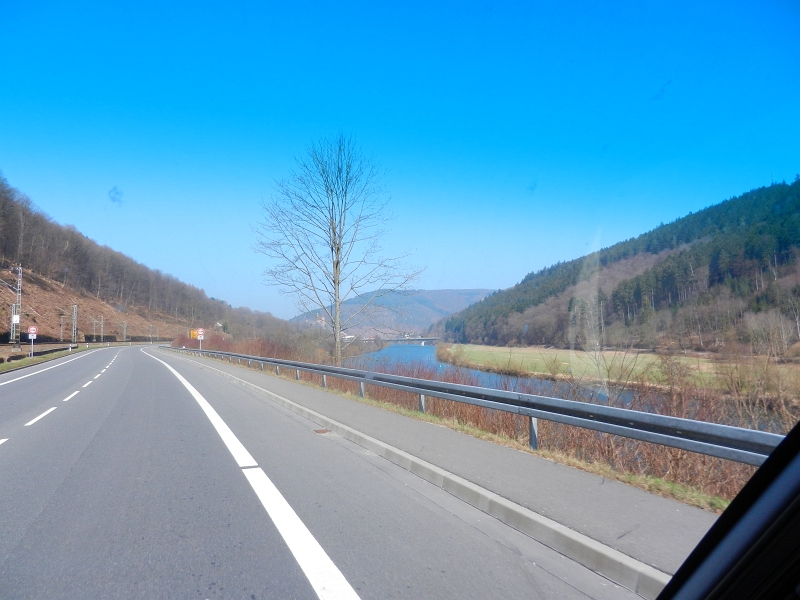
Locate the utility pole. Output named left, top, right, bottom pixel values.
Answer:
left=59, top=315, right=66, bottom=342
left=10, top=265, right=22, bottom=350
left=71, top=305, right=78, bottom=345
left=116, top=320, right=128, bottom=342
left=89, top=316, right=99, bottom=342
left=100, top=315, right=104, bottom=343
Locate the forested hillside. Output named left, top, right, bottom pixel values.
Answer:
left=0, top=174, right=288, bottom=340
left=291, top=289, right=491, bottom=335
left=440, top=178, right=800, bottom=355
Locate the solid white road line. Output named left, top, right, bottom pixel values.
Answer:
left=25, top=407, right=57, bottom=426
left=82, top=381, right=93, bottom=388
left=0, top=349, right=104, bottom=388
left=143, top=349, right=360, bottom=600
left=145, top=353, right=257, bottom=468
left=0, top=438, right=8, bottom=445
left=63, top=391, right=80, bottom=402
left=243, top=468, right=361, bottom=600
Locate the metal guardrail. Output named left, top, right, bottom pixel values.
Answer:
left=167, top=347, right=784, bottom=466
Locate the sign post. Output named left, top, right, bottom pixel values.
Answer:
left=197, top=328, right=205, bottom=350
left=27, top=326, right=38, bottom=357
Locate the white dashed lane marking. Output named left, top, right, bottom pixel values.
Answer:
left=63, top=391, right=80, bottom=402
left=0, top=349, right=104, bottom=388
left=82, top=381, right=93, bottom=388
left=24, top=407, right=57, bottom=427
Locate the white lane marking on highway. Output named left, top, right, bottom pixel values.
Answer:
left=93, top=374, right=101, bottom=379
left=0, top=438, right=8, bottom=445
left=143, top=352, right=257, bottom=468
left=102, top=369, right=107, bottom=373
left=143, top=349, right=360, bottom=600
left=25, top=407, right=57, bottom=426
left=0, top=349, right=105, bottom=388
left=243, top=468, right=361, bottom=600
left=82, top=381, right=93, bottom=388
left=63, top=391, right=80, bottom=402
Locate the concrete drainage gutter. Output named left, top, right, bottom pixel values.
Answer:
left=173, top=353, right=672, bottom=599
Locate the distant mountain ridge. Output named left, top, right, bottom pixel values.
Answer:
left=290, top=289, right=492, bottom=335
left=437, top=179, right=800, bottom=353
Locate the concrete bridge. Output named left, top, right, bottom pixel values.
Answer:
left=384, top=336, right=440, bottom=345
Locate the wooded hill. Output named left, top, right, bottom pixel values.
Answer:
left=439, top=178, right=800, bottom=355
left=290, top=289, right=491, bottom=335
left=0, top=174, right=290, bottom=341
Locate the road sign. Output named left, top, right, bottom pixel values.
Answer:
left=197, top=328, right=205, bottom=336
left=28, top=326, right=38, bottom=334
left=197, top=335, right=204, bottom=340
left=28, top=334, right=37, bottom=339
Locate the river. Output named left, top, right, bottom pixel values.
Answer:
left=349, top=344, right=584, bottom=399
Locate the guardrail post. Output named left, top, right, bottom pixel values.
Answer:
left=418, top=394, right=426, bottom=413
left=529, top=417, right=538, bottom=450
left=359, top=381, right=365, bottom=397
left=295, top=369, right=300, bottom=380
left=322, top=374, right=327, bottom=388
left=276, top=365, right=280, bottom=375
left=248, top=360, right=251, bottom=367
left=260, top=362, right=264, bottom=371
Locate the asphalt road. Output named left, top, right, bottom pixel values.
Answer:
left=0, top=346, right=641, bottom=599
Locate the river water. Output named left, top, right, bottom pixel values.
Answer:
left=349, top=344, right=581, bottom=399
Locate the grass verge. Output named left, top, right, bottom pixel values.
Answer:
left=0, top=347, right=95, bottom=374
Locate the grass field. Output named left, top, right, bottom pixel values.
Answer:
left=439, top=343, right=800, bottom=391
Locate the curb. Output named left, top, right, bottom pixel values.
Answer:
left=164, top=349, right=672, bottom=599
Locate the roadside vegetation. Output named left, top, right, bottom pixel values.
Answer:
left=0, top=344, right=96, bottom=374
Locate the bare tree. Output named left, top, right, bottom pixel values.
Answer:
left=254, top=133, right=420, bottom=365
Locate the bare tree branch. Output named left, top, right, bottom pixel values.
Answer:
left=254, top=133, right=422, bottom=365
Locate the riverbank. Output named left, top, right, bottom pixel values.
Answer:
left=435, top=343, right=800, bottom=395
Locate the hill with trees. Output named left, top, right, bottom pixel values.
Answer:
left=438, top=178, right=800, bottom=356
left=290, top=288, right=491, bottom=335
left=0, top=174, right=291, bottom=343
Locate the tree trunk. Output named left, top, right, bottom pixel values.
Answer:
left=333, top=251, right=342, bottom=366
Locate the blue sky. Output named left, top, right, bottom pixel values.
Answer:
left=1, top=0, right=799, bottom=319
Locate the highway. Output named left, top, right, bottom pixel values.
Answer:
left=0, top=346, right=643, bottom=599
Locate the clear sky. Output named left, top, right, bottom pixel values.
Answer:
left=1, top=1, right=799, bottom=319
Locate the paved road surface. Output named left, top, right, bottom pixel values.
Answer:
left=0, top=346, right=642, bottom=599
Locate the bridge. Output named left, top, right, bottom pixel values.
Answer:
left=383, top=336, right=440, bottom=345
